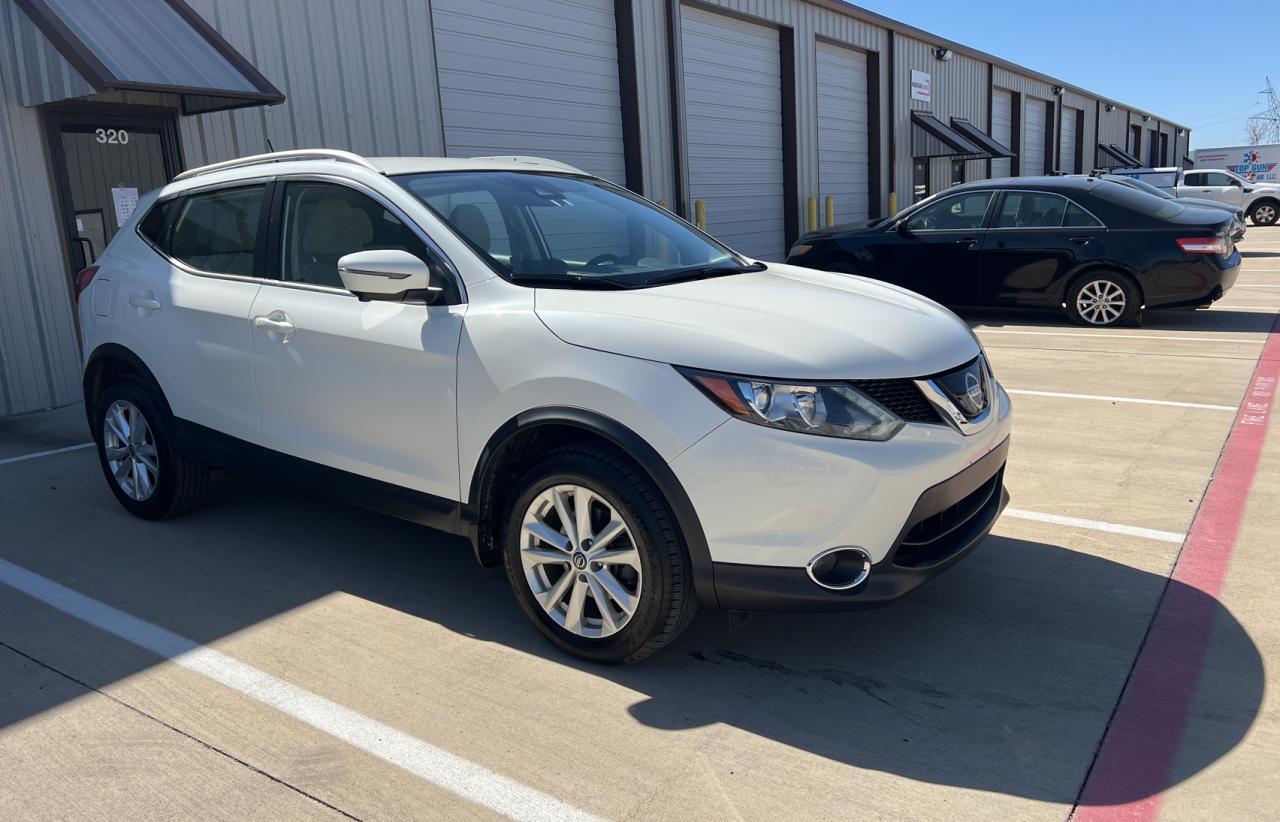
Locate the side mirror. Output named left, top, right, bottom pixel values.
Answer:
left=896, top=220, right=913, bottom=236
left=337, top=249, right=441, bottom=302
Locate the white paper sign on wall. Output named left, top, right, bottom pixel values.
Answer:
left=911, top=70, right=932, bottom=103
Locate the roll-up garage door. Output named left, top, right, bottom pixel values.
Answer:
left=1060, top=107, right=1079, bottom=174
left=1023, top=99, right=1047, bottom=176
left=432, top=0, right=627, bottom=184
left=991, top=89, right=1013, bottom=178
left=816, top=42, right=869, bottom=224
left=682, top=5, right=785, bottom=260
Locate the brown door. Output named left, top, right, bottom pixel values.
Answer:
left=45, top=108, right=182, bottom=281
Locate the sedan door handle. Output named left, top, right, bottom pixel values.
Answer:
left=1069, top=236, right=1093, bottom=246
left=253, top=311, right=296, bottom=340
left=954, top=237, right=980, bottom=249
left=128, top=293, right=162, bottom=312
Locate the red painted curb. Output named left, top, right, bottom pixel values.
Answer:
left=1074, top=313, right=1280, bottom=821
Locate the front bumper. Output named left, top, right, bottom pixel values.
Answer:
left=712, top=437, right=1009, bottom=611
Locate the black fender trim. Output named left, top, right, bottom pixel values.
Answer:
left=82, top=343, right=173, bottom=439
left=467, top=407, right=719, bottom=607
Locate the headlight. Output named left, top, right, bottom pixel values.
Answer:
left=679, top=367, right=904, bottom=441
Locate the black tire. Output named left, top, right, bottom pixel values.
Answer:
left=502, top=445, right=698, bottom=664
left=93, top=377, right=210, bottom=520
left=1248, top=199, right=1279, bottom=227
left=1064, top=270, right=1140, bottom=327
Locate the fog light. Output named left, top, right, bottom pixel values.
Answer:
left=806, top=546, right=872, bottom=591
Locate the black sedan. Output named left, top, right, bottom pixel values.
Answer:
left=786, top=176, right=1242, bottom=326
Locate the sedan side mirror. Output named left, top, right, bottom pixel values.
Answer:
left=338, top=249, right=442, bottom=302
left=895, top=220, right=913, bottom=236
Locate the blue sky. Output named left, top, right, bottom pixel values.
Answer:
left=852, top=0, right=1279, bottom=148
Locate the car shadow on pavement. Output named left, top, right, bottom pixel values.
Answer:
left=0, top=468, right=1263, bottom=810
left=960, top=306, right=1277, bottom=334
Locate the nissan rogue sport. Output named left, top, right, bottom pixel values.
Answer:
left=77, top=150, right=1012, bottom=663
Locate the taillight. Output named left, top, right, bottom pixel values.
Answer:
left=74, top=266, right=100, bottom=300
left=1176, top=237, right=1228, bottom=255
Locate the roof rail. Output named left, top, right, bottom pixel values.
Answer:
left=173, top=149, right=382, bottom=182
left=469, top=155, right=586, bottom=174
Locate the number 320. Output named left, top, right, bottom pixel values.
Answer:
left=95, top=128, right=130, bottom=145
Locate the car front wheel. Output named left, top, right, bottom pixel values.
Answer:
left=503, top=445, right=698, bottom=664
left=1065, top=271, right=1139, bottom=327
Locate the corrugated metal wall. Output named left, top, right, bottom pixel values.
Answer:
left=0, top=1, right=83, bottom=417
left=178, top=0, right=448, bottom=166
left=894, top=35, right=987, bottom=200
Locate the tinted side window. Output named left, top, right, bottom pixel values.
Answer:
left=994, top=192, right=1067, bottom=228
left=279, top=181, right=439, bottom=289
left=1204, top=172, right=1234, bottom=187
left=1182, top=172, right=1204, bottom=186
left=168, top=186, right=265, bottom=277
left=1063, top=202, right=1103, bottom=227
left=904, top=192, right=993, bottom=231
left=138, top=198, right=176, bottom=250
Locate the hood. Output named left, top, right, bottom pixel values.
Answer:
left=533, top=263, right=980, bottom=380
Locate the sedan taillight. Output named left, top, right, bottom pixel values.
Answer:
left=1176, top=237, right=1228, bottom=256
left=74, top=266, right=100, bottom=300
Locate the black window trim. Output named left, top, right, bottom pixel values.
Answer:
left=894, top=189, right=999, bottom=233
left=264, top=173, right=467, bottom=305
left=986, top=189, right=1107, bottom=231
left=134, top=178, right=273, bottom=284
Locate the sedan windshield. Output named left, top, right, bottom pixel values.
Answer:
left=394, top=171, right=758, bottom=288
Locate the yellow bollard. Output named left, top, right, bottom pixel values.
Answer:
left=825, top=196, right=835, bottom=228
left=807, top=196, right=818, bottom=232
left=694, top=199, right=706, bottom=231
left=888, top=191, right=898, bottom=217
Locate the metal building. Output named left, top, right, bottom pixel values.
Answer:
left=0, top=0, right=1188, bottom=418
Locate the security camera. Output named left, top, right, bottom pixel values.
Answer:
left=933, top=47, right=953, bottom=61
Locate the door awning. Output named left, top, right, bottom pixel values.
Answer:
left=910, top=111, right=989, bottom=160
left=1096, top=143, right=1142, bottom=168
left=14, top=0, right=284, bottom=114
left=949, top=117, right=1015, bottom=159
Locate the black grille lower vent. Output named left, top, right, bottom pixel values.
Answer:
left=848, top=379, right=942, bottom=424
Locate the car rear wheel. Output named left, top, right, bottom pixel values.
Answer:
left=1249, top=200, right=1278, bottom=226
left=94, top=378, right=210, bottom=519
left=503, top=445, right=698, bottom=664
left=1065, top=272, right=1139, bottom=327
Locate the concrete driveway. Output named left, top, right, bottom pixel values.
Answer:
left=2, top=229, right=1278, bottom=821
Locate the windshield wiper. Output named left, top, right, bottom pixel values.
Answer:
left=508, top=272, right=635, bottom=289
left=643, top=261, right=766, bottom=287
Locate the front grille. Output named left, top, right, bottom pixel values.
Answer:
left=894, top=469, right=1003, bottom=568
left=849, top=379, right=942, bottom=424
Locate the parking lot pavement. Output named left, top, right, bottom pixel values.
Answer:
left=0, top=227, right=1277, bottom=821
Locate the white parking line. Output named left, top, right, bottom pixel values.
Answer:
left=975, top=329, right=1254, bottom=344
left=1233, top=284, right=1280, bottom=288
left=0, top=558, right=597, bottom=822
left=0, top=442, right=94, bottom=466
left=1004, top=388, right=1237, bottom=411
left=1213, top=305, right=1280, bottom=312
left=1003, top=508, right=1185, bottom=544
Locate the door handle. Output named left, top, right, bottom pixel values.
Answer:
left=253, top=311, right=296, bottom=339
left=128, top=293, right=162, bottom=312
left=1069, top=236, right=1093, bottom=246
left=955, top=237, right=980, bottom=249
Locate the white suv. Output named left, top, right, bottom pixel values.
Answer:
left=77, top=150, right=1012, bottom=663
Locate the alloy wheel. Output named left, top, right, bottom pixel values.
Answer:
left=1254, top=204, right=1277, bottom=225
left=103, top=400, right=159, bottom=501
left=519, top=484, right=642, bottom=639
left=1076, top=279, right=1126, bottom=325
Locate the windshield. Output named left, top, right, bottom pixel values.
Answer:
left=394, top=171, right=755, bottom=288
